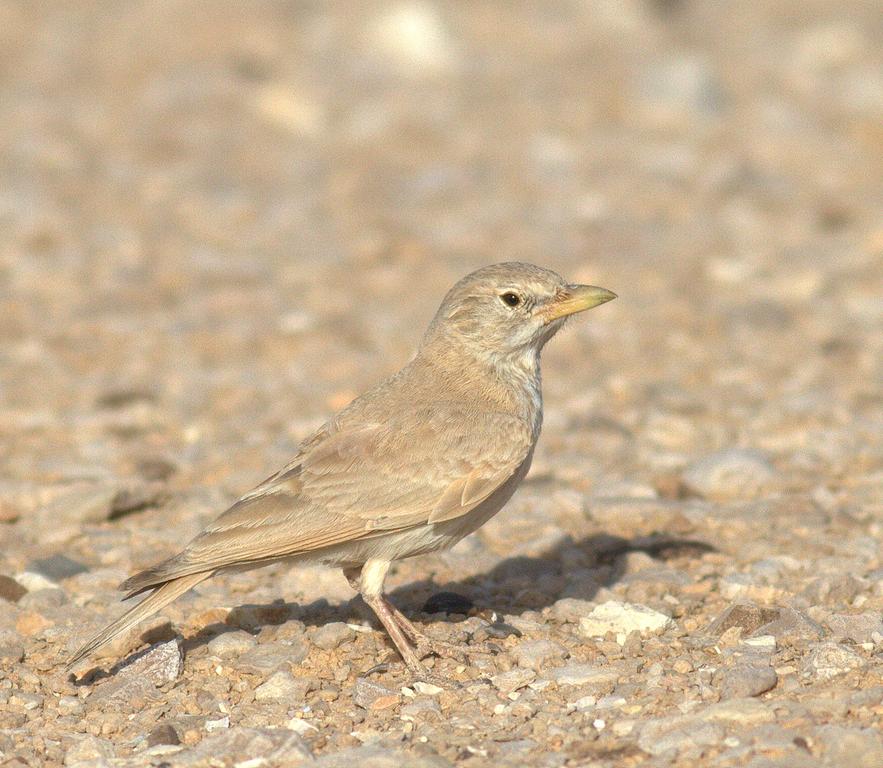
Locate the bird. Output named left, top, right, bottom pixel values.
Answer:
left=67, top=262, right=616, bottom=680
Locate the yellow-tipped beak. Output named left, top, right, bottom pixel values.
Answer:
left=544, top=284, right=617, bottom=322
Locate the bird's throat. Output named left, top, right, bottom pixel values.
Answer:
left=498, top=347, right=543, bottom=430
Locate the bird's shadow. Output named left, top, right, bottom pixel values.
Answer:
left=72, top=531, right=713, bottom=683
left=391, top=532, right=713, bottom=622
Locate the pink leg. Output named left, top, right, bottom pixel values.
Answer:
left=343, top=563, right=495, bottom=679
left=343, top=562, right=443, bottom=681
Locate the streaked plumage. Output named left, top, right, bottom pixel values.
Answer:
left=68, top=262, right=615, bottom=678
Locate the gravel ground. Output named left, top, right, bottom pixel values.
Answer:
left=2, top=1, right=882, bottom=766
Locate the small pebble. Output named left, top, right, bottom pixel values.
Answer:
left=0, top=575, right=27, bottom=603
left=146, top=723, right=180, bottom=747
left=511, top=639, right=569, bottom=671
left=353, top=678, right=400, bottom=710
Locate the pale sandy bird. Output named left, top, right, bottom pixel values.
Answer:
left=68, top=262, right=615, bottom=679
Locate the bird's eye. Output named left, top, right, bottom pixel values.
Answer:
left=500, top=292, right=522, bottom=308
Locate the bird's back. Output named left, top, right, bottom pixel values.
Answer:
left=121, top=349, right=539, bottom=594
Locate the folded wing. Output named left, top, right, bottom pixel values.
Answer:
left=123, top=407, right=531, bottom=593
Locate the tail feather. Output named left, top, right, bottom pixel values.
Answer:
left=119, top=556, right=186, bottom=596
left=66, top=572, right=208, bottom=670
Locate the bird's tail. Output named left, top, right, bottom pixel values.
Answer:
left=66, top=572, right=208, bottom=670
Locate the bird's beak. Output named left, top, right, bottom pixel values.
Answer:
left=543, top=284, right=617, bottom=322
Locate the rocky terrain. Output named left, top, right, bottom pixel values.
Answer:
left=1, top=1, right=881, bottom=766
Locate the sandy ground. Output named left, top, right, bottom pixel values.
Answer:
left=1, top=1, right=882, bottom=766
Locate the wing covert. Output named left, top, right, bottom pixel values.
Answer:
left=170, top=406, right=532, bottom=572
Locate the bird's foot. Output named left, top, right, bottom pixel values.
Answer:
left=359, top=591, right=496, bottom=689
left=362, top=653, right=492, bottom=690
left=405, top=661, right=464, bottom=689
left=362, top=658, right=460, bottom=689
left=414, top=635, right=501, bottom=662
left=415, top=636, right=467, bottom=662
left=385, top=601, right=501, bottom=661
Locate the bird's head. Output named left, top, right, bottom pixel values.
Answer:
left=422, top=262, right=616, bottom=362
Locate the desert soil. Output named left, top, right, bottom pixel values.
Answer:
left=1, top=1, right=882, bottom=766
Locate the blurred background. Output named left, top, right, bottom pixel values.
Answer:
left=1, top=1, right=881, bottom=557
left=1, top=3, right=882, bottom=763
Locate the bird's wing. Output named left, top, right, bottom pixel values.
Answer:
left=149, top=406, right=532, bottom=580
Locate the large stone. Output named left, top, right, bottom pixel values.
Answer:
left=579, top=601, right=673, bottom=640
left=368, top=3, right=459, bottom=75
left=254, top=670, right=309, bottom=702
left=706, top=603, right=781, bottom=636
left=236, top=641, right=307, bottom=673
left=635, top=54, right=726, bottom=122
left=89, top=638, right=183, bottom=709
left=803, top=574, right=867, bottom=605
left=18, top=588, right=67, bottom=611
left=825, top=612, right=883, bottom=644
left=682, top=449, right=776, bottom=500
left=815, top=725, right=883, bottom=768
left=0, top=498, right=22, bottom=523
left=0, top=643, right=25, bottom=664
left=511, top=639, right=569, bottom=671
left=637, top=697, right=776, bottom=758
left=400, top=698, right=442, bottom=723
left=26, top=554, right=88, bottom=582
left=62, top=734, right=114, bottom=766
left=107, top=483, right=169, bottom=520
left=491, top=668, right=536, bottom=693
left=15, top=611, right=53, bottom=637
left=718, top=662, right=778, bottom=699
left=206, top=630, right=257, bottom=658
left=313, top=744, right=450, bottom=768
left=38, top=483, right=167, bottom=529
left=87, top=673, right=163, bottom=711
left=754, top=607, right=825, bottom=643
left=168, top=727, right=311, bottom=766
left=120, top=637, right=183, bottom=686
left=637, top=716, right=725, bottom=758
left=311, top=621, right=355, bottom=650
left=540, top=663, right=621, bottom=689
left=41, top=485, right=118, bottom=526
left=700, top=698, right=776, bottom=725
left=803, top=642, right=866, bottom=680
left=353, top=678, right=400, bottom=710
left=549, top=597, right=596, bottom=623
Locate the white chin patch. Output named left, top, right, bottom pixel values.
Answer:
left=540, top=317, right=567, bottom=342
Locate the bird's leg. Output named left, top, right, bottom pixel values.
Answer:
left=349, top=560, right=449, bottom=684
left=345, top=561, right=493, bottom=684
left=362, top=592, right=426, bottom=671
left=380, top=597, right=500, bottom=660
left=346, top=563, right=422, bottom=648
left=380, top=598, right=424, bottom=642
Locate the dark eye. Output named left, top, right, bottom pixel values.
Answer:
left=500, top=292, right=521, bottom=308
